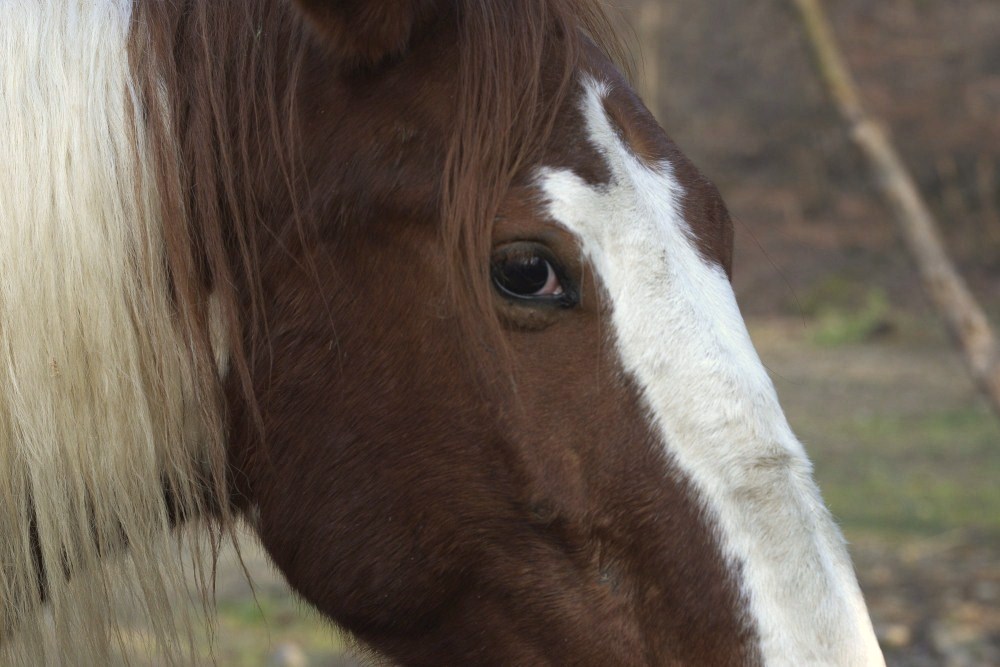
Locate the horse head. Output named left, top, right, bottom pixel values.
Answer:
left=0, top=1, right=884, bottom=664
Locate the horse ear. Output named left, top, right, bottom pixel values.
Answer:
left=293, top=0, right=440, bottom=67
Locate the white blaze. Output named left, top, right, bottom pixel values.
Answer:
left=538, top=79, right=884, bottom=666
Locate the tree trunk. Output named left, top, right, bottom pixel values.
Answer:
left=790, top=0, right=1000, bottom=417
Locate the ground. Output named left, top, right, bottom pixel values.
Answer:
left=151, top=316, right=997, bottom=666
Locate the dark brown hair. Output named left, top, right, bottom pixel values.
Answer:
left=135, top=0, right=626, bottom=472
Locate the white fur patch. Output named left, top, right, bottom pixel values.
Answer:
left=538, top=79, right=884, bottom=665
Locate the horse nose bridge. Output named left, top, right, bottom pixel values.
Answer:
left=537, top=75, right=883, bottom=661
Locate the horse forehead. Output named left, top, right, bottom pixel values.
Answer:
left=539, top=74, right=732, bottom=271
left=538, top=78, right=692, bottom=250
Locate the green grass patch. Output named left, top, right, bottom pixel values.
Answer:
left=811, top=289, right=893, bottom=346
left=810, top=406, right=1000, bottom=538
left=191, top=593, right=350, bottom=665
left=791, top=276, right=896, bottom=346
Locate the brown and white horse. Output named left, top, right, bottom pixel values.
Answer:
left=0, top=1, right=884, bottom=664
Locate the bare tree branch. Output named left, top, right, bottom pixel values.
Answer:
left=790, top=0, right=1000, bottom=417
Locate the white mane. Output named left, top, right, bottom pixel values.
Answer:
left=0, top=2, right=225, bottom=663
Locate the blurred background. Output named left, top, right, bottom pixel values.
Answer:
left=141, top=1, right=999, bottom=665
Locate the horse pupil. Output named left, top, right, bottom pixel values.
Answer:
left=498, top=256, right=549, bottom=295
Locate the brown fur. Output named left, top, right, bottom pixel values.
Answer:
left=9, top=0, right=758, bottom=662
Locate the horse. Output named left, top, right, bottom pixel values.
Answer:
left=0, top=0, right=885, bottom=664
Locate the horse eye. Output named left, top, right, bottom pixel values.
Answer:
left=492, top=252, right=564, bottom=300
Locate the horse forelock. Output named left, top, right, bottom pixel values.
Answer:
left=143, top=0, right=628, bottom=411
left=439, top=0, right=627, bottom=373
left=133, top=0, right=631, bottom=480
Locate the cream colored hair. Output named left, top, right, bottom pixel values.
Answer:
left=0, top=3, right=227, bottom=664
